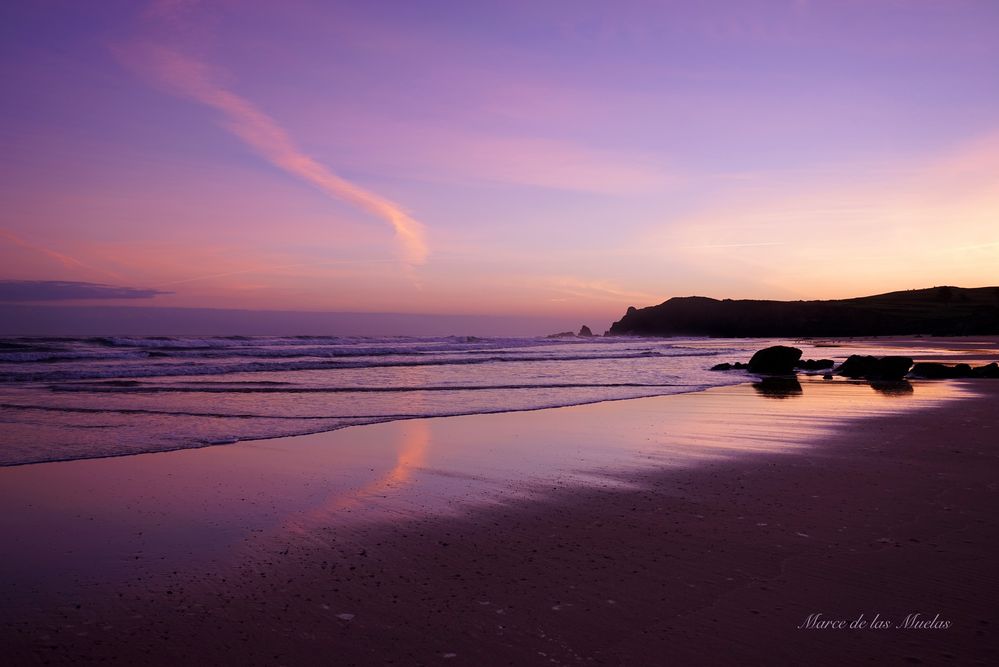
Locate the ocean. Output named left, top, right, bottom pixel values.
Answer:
left=0, top=335, right=832, bottom=466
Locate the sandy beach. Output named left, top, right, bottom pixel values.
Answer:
left=2, top=374, right=997, bottom=666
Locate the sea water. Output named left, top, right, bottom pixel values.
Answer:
left=0, top=335, right=846, bottom=465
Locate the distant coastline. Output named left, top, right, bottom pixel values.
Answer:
left=608, top=285, right=999, bottom=337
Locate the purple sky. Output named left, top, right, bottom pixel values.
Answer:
left=2, top=0, right=998, bottom=334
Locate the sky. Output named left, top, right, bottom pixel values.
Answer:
left=1, top=0, right=998, bottom=334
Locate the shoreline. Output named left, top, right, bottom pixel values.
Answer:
left=0, top=380, right=732, bottom=469
left=3, top=335, right=996, bottom=469
left=2, top=378, right=997, bottom=664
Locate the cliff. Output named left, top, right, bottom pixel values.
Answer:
left=607, top=286, right=999, bottom=337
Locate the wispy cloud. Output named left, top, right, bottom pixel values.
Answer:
left=115, top=43, right=429, bottom=265
left=299, top=114, right=678, bottom=195
left=680, top=241, right=785, bottom=249
left=0, top=280, right=169, bottom=302
left=0, top=229, right=124, bottom=282
left=155, top=257, right=399, bottom=287
left=546, top=277, right=659, bottom=304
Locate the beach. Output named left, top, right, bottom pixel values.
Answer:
left=2, top=373, right=997, bottom=665
left=7, top=1, right=999, bottom=663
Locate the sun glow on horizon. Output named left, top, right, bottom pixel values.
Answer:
left=2, top=0, right=998, bottom=327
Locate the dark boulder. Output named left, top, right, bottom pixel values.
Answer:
left=747, top=345, right=802, bottom=375
left=577, top=325, right=594, bottom=337
left=876, top=356, right=915, bottom=380
left=971, top=362, right=999, bottom=378
left=710, top=363, right=732, bottom=371
left=909, top=362, right=953, bottom=378
left=836, top=355, right=879, bottom=378
left=732, top=362, right=747, bottom=369
left=796, top=358, right=835, bottom=371
left=836, top=355, right=912, bottom=380
left=910, top=362, right=973, bottom=379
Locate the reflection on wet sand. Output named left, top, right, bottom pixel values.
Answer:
left=869, top=380, right=914, bottom=396
left=752, top=377, right=919, bottom=399
left=284, top=421, right=431, bottom=535
left=752, top=377, right=803, bottom=399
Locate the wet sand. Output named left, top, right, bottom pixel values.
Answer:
left=1, top=379, right=997, bottom=665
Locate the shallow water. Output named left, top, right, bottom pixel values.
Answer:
left=0, top=376, right=971, bottom=608
left=1, top=334, right=992, bottom=465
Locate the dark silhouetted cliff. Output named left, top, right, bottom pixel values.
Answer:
left=607, top=286, right=999, bottom=337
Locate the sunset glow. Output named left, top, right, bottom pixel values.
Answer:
left=2, top=1, right=998, bottom=332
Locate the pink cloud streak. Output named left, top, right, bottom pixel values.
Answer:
left=117, top=43, right=429, bottom=265
left=0, top=228, right=124, bottom=282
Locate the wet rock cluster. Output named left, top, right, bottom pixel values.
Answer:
left=710, top=346, right=999, bottom=380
